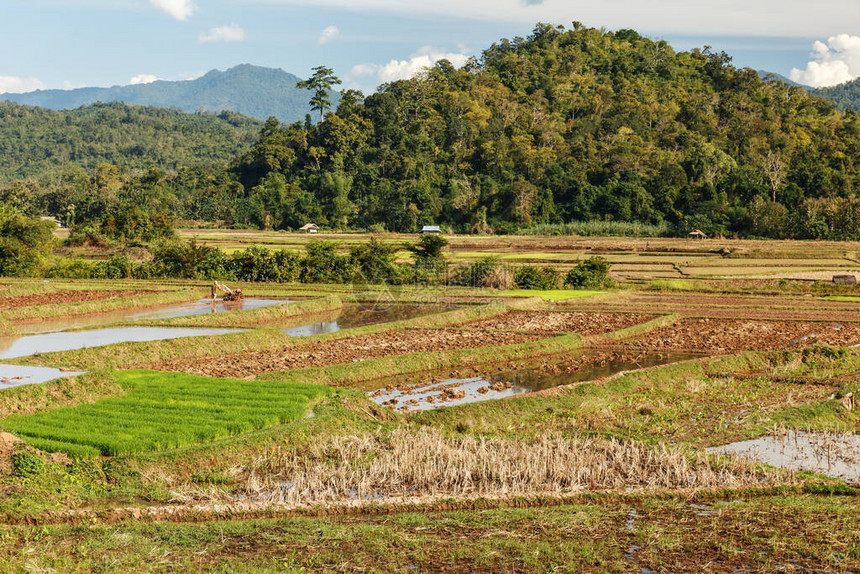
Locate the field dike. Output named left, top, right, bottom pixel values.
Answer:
left=15, top=299, right=517, bottom=371
left=134, top=295, right=344, bottom=328
left=258, top=331, right=584, bottom=388
left=588, top=313, right=681, bottom=344
left=0, top=288, right=199, bottom=323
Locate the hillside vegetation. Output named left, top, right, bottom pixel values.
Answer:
left=0, top=101, right=260, bottom=182
left=5, top=23, right=860, bottom=240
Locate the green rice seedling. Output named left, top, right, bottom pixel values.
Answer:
left=1, top=370, right=329, bottom=457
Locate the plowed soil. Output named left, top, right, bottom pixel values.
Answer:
left=461, top=311, right=656, bottom=335
left=0, top=290, right=152, bottom=310
left=156, top=329, right=543, bottom=378
left=625, top=317, right=860, bottom=353
left=566, top=292, right=860, bottom=321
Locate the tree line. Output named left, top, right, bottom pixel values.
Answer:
left=5, top=23, right=860, bottom=239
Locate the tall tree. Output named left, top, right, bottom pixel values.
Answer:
left=297, top=66, right=342, bottom=123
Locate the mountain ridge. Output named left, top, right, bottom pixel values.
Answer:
left=0, top=64, right=314, bottom=123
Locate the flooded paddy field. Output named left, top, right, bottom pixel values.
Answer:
left=709, top=431, right=860, bottom=482
left=16, top=297, right=290, bottom=333
left=369, top=350, right=698, bottom=411
left=0, top=326, right=243, bottom=360
left=0, top=365, right=85, bottom=388
left=1, top=264, right=860, bottom=571
left=283, top=302, right=462, bottom=337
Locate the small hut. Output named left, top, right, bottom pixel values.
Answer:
left=299, top=223, right=319, bottom=234
left=688, top=229, right=707, bottom=240
left=420, top=225, right=442, bottom=235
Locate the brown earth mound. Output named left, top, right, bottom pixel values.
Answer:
left=156, top=329, right=543, bottom=378
left=626, top=318, right=860, bottom=353
left=0, top=290, right=153, bottom=310
left=461, top=311, right=656, bottom=335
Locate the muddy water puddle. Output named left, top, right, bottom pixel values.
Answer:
left=709, top=431, right=860, bottom=482
left=283, top=303, right=463, bottom=337
left=0, top=365, right=85, bottom=387
left=369, top=351, right=697, bottom=412
left=0, top=327, right=242, bottom=360
left=18, top=298, right=291, bottom=334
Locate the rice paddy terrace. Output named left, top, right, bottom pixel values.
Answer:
left=0, top=238, right=858, bottom=571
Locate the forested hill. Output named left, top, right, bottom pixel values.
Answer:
left=6, top=24, right=860, bottom=240
left=809, top=78, right=860, bottom=112
left=0, top=101, right=261, bottom=181
left=0, top=65, right=313, bottom=122
left=222, top=23, right=860, bottom=238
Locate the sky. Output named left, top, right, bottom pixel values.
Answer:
left=1, top=0, right=860, bottom=95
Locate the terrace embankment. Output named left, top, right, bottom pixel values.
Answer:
left=566, top=291, right=860, bottom=321
left=460, top=310, right=657, bottom=335
left=624, top=317, right=860, bottom=353
left=156, top=328, right=542, bottom=378
left=0, top=290, right=153, bottom=310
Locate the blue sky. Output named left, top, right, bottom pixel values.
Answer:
left=1, top=0, right=859, bottom=94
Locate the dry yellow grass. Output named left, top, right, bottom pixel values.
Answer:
left=184, top=428, right=782, bottom=506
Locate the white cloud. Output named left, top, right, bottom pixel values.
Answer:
left=351, top=47, right=470, bottom=85
left=790, top=35, right=860, bottom=88
left=250, top=0, right=860, bottom=38
left=0, top=76, right=46, bottom=94
left=148, top=0, right=194, bottom=20
left=130, top=74, right=160, bottom=85
left=199, top=23, right=247, bottom=43
left=318, top=25, right=340, bottom=45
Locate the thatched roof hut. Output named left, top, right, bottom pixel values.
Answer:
left=688, top=229, right=707, bottom=240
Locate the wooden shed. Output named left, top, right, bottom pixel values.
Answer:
left=299, top=223, right=319, bottom=233
left=688, top=229, right=707, bottom=240
left=420, top=225, right=442, bottom=235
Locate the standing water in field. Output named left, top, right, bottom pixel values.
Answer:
left=17, top=298, right=291, bottom=334
left=708, top=431, right=860, bottom=482
left=283, top=302, right=464, bottom=337
left=0, top=327, right=242, bottom=360
left=370, top=351, right=698, bottom=412
left=0, top=365, right=85, bottom=388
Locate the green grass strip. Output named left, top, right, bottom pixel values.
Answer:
left=497, top=289, right=605, bottom=301
left=1, top=370, right=329, bottom=457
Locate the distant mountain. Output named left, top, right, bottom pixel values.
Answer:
left=756, top=70, right=804, bottom=87
left=0, top=101, right=261, bottom=182
left=0, top=64, right=315, bottom=123
left=808, top=78, right=860, bottom=112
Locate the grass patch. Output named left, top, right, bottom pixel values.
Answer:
left=1, top=370, right=328, bottom=457
left=498, top=289, right=604, bottom=301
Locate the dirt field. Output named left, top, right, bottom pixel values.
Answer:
left=0, top=290, right=153, bottom=310
left=567, top=291, right=860, bottom=321
left=155, top=328, right=542, bottom=378
left=461, top=310, right=657, bottom=335
left=623, top=317, right=860, bottom=353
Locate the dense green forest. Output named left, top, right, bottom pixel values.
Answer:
left=810, top=78, right=860, bottom=113
left=0, top=101, right=260, bottom=182
left=6, top=23, right=860, bottom=239
left=0, top=65, right=314, bottom=123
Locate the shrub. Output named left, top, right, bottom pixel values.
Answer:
left=93, top=255, right=134, bottom=279
left=451, top=257, right=512, bottom=289
left=11, top=451, right=44, bottom=478
left=514, top=265, right=560, bottom=290
left=564, top=256, right=615, bottom=289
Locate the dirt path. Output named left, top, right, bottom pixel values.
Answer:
left=155, top=329, right=543, bottom=378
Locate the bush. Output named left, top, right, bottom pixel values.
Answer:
left=451, top=257, right=511, bottom=289
left=93, top=255, right=134, bottom=279
left=11, top=451, right=45, bottom=478
left=299, top=240, right=355, bottom=284
left=564, top=256, right=615, bottom=289
left=231, top=246, right=299, bottom=282
left=514, top=265, right=560, bottom=290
